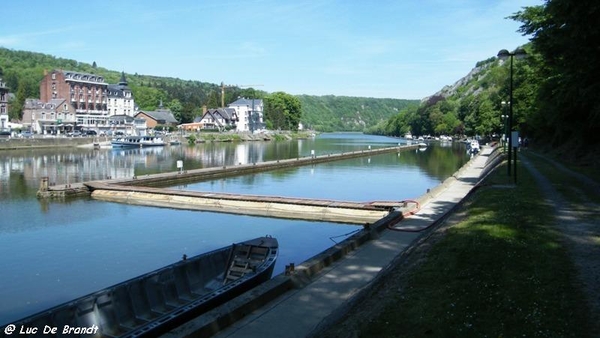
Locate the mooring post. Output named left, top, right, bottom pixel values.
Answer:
left=39, top=177, right=49, bottom=192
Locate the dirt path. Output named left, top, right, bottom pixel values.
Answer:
left=520, top=153, right=600, bottom=336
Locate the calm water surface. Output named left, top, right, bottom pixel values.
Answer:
left=0, top=133, right=468, bottom=324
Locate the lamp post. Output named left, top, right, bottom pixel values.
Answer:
left=497, top=47, right=526, bottom=182
left=501, top=101, right=508, bottom=153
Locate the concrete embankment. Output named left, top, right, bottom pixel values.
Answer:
left=88, top=184, right=405, bottom=224
left=0, top=137, right=97, bottom=150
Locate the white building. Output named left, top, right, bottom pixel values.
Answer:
left=107, top=72, right=136, bottom=117
left=0, top=73, right=9, bottom=131
left=197, top=108, right=237, bottom=130
left=227, top=98, right=264, bottom=133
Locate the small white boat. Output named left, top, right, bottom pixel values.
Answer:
left=111, top=135, right=165, bottom=148
left=467, top=140, right=480, bottom=154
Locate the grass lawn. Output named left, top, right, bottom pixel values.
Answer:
left=359, top=160, right=595, bottom=337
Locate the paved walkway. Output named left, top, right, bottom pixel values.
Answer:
left=210, top=146, right=495, bottom=338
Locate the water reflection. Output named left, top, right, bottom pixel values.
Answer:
left=0, top=133, right=469, bottom=325
left=0, top=135, right=468, bottom=197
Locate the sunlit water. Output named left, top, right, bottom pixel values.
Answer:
left=0, top=133, right=468, bottom=324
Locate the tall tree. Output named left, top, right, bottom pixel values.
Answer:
left=510, top=0, right=600, bottom=148
left=264, top=92, right=302, bottom=131
left=167, top=99, right=183, bottom=121
left=8, top=82, right=26, bottom=120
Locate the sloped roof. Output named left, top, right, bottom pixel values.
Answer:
left=228, top=98, right=263, bottom=107
left=136, top=109, right=178, bottom=124
left=61, top=70, right=107, bottom=85
left=109, top=114, right=135, bottom=123
left=24, top=98, right=66, bottom=110
left=204, top=108, right=237, bottom=120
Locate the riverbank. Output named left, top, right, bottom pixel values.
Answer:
left=170, top=144, right=492, bottom=338
left=315, top=149, right=600, bottom=337
left=0, top=131, right=317, bottom=150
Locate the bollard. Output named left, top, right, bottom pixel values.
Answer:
left=40, top=177, right=49, bottom=192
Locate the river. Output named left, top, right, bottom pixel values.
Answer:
left=0, top=133, right=468, bottom=325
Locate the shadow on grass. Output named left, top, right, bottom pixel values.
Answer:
left=358, top=162, right=596, bottom=338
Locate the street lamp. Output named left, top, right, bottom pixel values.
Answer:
left=497, top=47, right=527, bottom=182
left=501, top=101, right=508, bottom=153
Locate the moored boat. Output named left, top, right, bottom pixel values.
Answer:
left=111, top=135, right=165, bottom=148
left=467, top=140, right=480, bottom=154
left=5, top=236, right=278, bottom=338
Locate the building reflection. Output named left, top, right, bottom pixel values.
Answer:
left=0, top=143, right=269, bottom=197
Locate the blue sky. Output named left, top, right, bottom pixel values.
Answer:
left=1, top=0, right=541, bottom=99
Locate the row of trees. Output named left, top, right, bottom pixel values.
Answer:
left=368, top=0, right=599, bottom=159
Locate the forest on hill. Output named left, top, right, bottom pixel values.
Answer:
left=0, top=47, right=417, bottom=131
left=368, top=0, right=599, bottom=163
left=297, top=95, right=418, bottom=132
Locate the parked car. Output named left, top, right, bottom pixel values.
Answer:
left=84, top=130, right=97, bottom=136
left=67, top=131, right=82, bottom=137
left=20, top=132, right=34, bottom=138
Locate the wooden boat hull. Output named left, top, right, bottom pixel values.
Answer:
left=5, top=236, right=278, bottom=337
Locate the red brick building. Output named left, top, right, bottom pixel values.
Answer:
left=40, top=70, right=109, bottom=128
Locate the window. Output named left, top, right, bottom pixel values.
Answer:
left=51, top=73, right=56, bottom=80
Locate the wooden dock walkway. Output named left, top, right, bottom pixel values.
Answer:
left=40, top=144, right=420, bottom=224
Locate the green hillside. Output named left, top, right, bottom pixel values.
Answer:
left=0, top=47, right=418, bottom=130
left=368, top=0, right=600, bottom=164
left=298, top=95, right=418, bottom=132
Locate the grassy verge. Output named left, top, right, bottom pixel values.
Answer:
left=359, top=161, right=594, bottom=337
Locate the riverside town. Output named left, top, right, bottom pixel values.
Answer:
left=1, top=0, right=599, bottom=337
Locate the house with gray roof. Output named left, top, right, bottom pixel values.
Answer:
left=228, top=98, right=264, bottom=133
left=135, top=103, right=178, bottom=129
left=198, top=108, right=238, bottom=130
left=22, top=98, right=76, bottom=135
